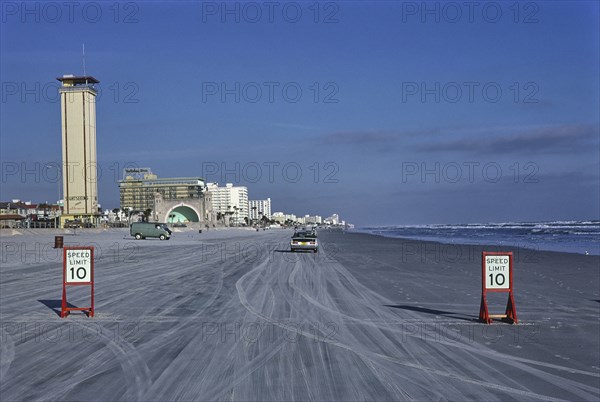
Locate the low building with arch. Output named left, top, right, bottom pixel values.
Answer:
left=153, top=192, right=213, bottom=225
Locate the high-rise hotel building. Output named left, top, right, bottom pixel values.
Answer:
left=249, top=198, right=272, bottom=220
left=119, top=169, right=206, bottom=211
left=206, top=183, right=248, bottom=225
left=57, top=74, right=99, bottom=227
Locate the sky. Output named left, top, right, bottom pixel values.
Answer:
left=1, top=1, right=599, bottom=226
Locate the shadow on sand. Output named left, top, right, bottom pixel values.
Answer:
left=273, top=249, right=317, bottom=254
left=38, top=299, right=77, bottom=317
left=385, top=304, right=480, bottom=323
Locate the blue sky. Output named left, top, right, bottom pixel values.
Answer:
left=1, top=1, right=599, bottom=226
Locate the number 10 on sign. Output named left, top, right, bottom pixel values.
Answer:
left=61, top=246, right=94, bottom=318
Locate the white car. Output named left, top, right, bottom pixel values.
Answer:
left=290, top=231, right=318, bottom=253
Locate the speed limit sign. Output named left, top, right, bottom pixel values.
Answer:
left=479, top=251, right=517, bottom=324
left=65, top=249, right=92, bottom=283
left=61, top=246, right=94, bottom=318
left=485, top=254, right=510, bottom=289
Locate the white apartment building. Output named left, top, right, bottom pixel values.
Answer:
left=271, top=212, right=300, bottom=224
left=249, top=198, right=272, bottom=220
left=305, top=215, right=322, bottom=224
left=271, top=212, right=285, bottom=223
left=207, top=183, right=248, bottom=225
left=324, top=214, right=340, bottom=225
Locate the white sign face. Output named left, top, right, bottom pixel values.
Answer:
left=485, top=255, right=510, bottom=289
left=65, top=249, right=92, bottom=283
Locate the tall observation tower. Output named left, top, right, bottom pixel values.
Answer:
left=57, top=74, right=100, bottom=228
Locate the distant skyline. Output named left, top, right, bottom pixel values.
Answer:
left=1, top=1, right=598, bottom=226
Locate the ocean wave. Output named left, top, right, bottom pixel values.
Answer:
left=356, top=220, right=599, bottom=255
left=361, top=220, right=600, bottom=231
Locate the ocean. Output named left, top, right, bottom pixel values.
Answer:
left=356, top=221, right=600, bottom=255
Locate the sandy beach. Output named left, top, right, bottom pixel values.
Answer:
left=1, top=228, right=598, bottom=401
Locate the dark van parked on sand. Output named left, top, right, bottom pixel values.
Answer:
left=130, top=222, right=172, bottom=240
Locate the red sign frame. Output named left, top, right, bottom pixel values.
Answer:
left=61, top=246, right=94, bottom=318
left=479, top=251, right=517, bottom=324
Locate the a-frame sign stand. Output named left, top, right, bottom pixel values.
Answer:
left=61, top=247, right=94, bottom=318
left=479, top=251, right=517, bottom=324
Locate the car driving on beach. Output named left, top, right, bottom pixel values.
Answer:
left=290, top=230, right=318, bottom=253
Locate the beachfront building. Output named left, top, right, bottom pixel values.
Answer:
left=206, top=183, right=248, bottom=225
left=305, top=215, right=322, bottom=225
left=119, top=168, right=212, bottom=224
left=271, top=212, right=286, bottom=224
left=103, top=209, right=128, bottom=223
left=0, top=200, right=62, bottom=228
left=1, top=200, right=35, bottom=217
left=249, top=198, right=272, bottom=221
left=271, top=212, right=300, bottom=225
left=58, top=74, right=100, bottom=228
left=324, top=214, right=340, bottom=225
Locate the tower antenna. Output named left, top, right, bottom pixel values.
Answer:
left=82, top=44, right=86, bottom=76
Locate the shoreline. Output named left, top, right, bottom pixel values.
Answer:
left=351, top=227, right=600, bottom=256
left=338, top=231, right=600, bottom=272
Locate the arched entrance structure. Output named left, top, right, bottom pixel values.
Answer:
left=166, top=205, right=200, bottom=223
left=152, top=193, right=214, bottom=225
